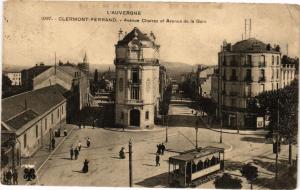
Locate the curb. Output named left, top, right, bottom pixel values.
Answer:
left=102, top=126, right=166, bottom=133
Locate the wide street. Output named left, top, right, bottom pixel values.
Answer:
left=35, top=99, right=297, bottom=188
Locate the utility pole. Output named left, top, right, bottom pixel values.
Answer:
left=195, top=119, right=198, bottom=149
left=220, top=115, right=223, bottom=143
left=129, top=139, right=133, bottom=187
left=165, top=115, right=168, bottom=143
left=275, top=99, right=279, bottom=182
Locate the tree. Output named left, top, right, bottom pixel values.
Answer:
left=94, top=69, right=99, bottom=83
left=248, top=80, right=298, bottom=165
left=240, top=163, right=258, bottom=189
left=214, top=173, right=242, bottom=189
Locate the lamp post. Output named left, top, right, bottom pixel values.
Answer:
left=220, top=114, right=223, bottom=144
left=195, top=111, right=199, bottom=149
left=165, top=115, right=168, bottom=143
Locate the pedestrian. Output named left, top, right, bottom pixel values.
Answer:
left=161, top=143, right=165, bottom=155
left=86, top=138, right=91, bottom=148
left=79, top=122, right=82, bottom=129
left=74, top=147, right=79, bottom=160
left=51, top=138, right=56, bottom=150
left=12, top=169, right=18, bottom=185
left=82, top=159, right=89, bottom=173
left=6, top=168, right=12, bottom=185
left=155, top=154, right=160, bottom=166
left=156, top=144, right=161, bottom=155
left=92, top=119, right=95, bottom=129
left=70, top=147, right=74, bottom=160
left=78, top=141, right=82, bottom=151
left=64, top=129, right=68, bottom=136
left=119, top=147, right=125, bottom=159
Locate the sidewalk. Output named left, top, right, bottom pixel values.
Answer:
left=17, top=124, right=77, bottom=185
left=103, top=125, right=166, bottom=133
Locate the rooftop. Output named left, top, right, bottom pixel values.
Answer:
left=226, top=38, right=280, bottom=53
left=2, top=84, right=67, bottom=130
left=169, top=146, right=224, bottom=163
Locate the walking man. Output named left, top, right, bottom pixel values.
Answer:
left=70, top=147, right=74, bottom=160
left=156, top=144, right=161, bottom=155
left=161, top=143, right=166, bottom=155
left=155, top=154, right=160, bottom=167
left=74, top=147, right=79, bottom=160
left=6, top=168, right=12, bottom=185
left=51, top=138, right=56, bottom=150
left=12, top=169, right=18, bottom=185
left=78, top=141, right=82, bottom=151
left=86, top=138, right=91, bottom=148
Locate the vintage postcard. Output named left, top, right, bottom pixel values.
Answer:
left=1, top=1, right=299, bottom=189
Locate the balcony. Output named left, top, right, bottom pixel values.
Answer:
left=230, top=60, right=238, bottom=67
left=128, top=79, right=142, bottom=85
left=229, top=91, right=239, bottom=96
left=229, top=76, right=238, bottom=81
left=115, top=58, right=159, bottom=65
left=244, top=77, right=253, bottom=83
left=258, top=77, right=266, bottom=82
left=126, top=99, right=144, bottom=105
left=259, top=62, right=266, bottom=67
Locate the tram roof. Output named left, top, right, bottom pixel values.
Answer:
left=169, top=146, right=224, bottom=163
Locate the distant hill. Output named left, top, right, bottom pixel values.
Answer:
left=3, top=64, right=31, bottom=73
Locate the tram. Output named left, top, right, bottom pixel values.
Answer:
left=168, top=146, right=225, bottom=187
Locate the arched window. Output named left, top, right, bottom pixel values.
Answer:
left=119, top=78, right=123, bottom=92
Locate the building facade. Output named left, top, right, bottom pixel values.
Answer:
left=217, top=38, right=296, bottom=129
left=1, top=85, right=67, bottom=158
left=5, top=72, right=21, bottom=86
left=114, top=27, right=160, bottom=129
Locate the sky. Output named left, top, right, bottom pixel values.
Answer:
left=3, top=1, right=300, bottom=68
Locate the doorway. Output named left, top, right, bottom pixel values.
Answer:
left=130, top=109, right=140, bottom=127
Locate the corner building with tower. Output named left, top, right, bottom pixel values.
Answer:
left=114, top=27, right=160, bottom=129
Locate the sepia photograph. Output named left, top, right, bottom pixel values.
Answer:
left=1, top=1, right=299, bottom=189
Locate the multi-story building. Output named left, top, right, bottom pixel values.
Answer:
left=281, top=55, right=296, bottom=88
left=217, top=38, right=293, bottom=129
left=5, top=72, right=21, bottom=86
left=114, top=27, right=160, bottom=129
left=21, top=63, right=51, bottom=90
left=196, top=65, right=218, bottom=98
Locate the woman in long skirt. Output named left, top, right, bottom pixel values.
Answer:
left=82, top=159, right=89, bottom=173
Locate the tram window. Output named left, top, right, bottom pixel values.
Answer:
left=197, top=161, right=203, bottom=171
left=211, top=156, right=216, bottom=165
left=192, top=164, right=197, bottom=173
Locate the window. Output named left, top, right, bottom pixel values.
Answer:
left=36, top=125, right=39, bottom=138
left=260, top=55, right=265, bottom=66
left=231, top=99, right=236, bottom=107
left=277, top=56, right=279, bottom=65
left=259, top=69, right=265, bottom=81
left=145, top=111, right=149, bottom=120
left=62, top=105, right=64, bottom=115
left=230, top=69, right=237, bottom=81
left=276, top=83, right=279, bottom=89
left=245, top=85, right=251, bottom=97
left=57, top=108, right=60, bottom=118
left=260, top=84, right=265, bottom=92
left=272, top=69, right=274, bottom=79
left=24, top=133, right=27, bottom=149
left=272, top=55, right=274, bottom=65
left=247, top=55, right=252, bottom=66
left=222, top=69, right=226, bottom=80
left=131, top=69, right=139, bottom=84
left=272, top=83, right=274, bottom=90
left=51, top=113, right=54, bottom=124
left=119, top=78, right=123, bottom=92
left=276, top=69, right=279, bottom=79
left=245, top=69, right=251, bottom=81
left=131, top=86, right=139, bottom=99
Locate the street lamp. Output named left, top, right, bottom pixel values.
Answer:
left=195, top=111, right=199, bottom=149
left=220, top=114, right=223, bottom=144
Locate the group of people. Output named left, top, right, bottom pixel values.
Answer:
left=69, top=138, right=91, bottom=173
left=78, top=118, right=99, bottom=129
left=155, top=143, right=166, bottom=166
left=69, top=138, right=91, bottom=160
left=2, top=167, right=18, bottom=185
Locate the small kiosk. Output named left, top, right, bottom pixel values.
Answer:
left=168, top=146, right=225, bottom=187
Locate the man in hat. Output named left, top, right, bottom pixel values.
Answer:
left=70, top=147, right=74, bottom=160
left=155, top=154, right=160, bottom=167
